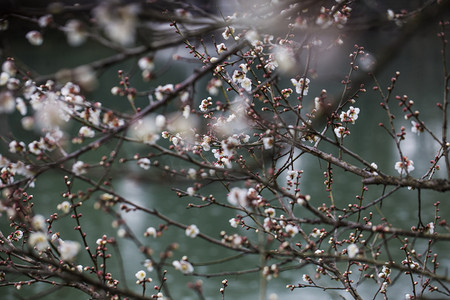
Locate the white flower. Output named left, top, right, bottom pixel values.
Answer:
left=240, top=77, right=252, bottom=92
left=57, top=201, right=71, bottom=214
left=426, top=222, right=435, bottom=234
left=154, top=84, right=174, bottom=101
left=347, top=243, right=359, bottom=258
left=65, top=19, right=87, bottom=46
left=144, top=259, right=154, bottom=272
left=285, top=224, right=298, bottom=237
left=79, top=126, right=95, bottom=138
left=229, top=218, right=239, bottom=228
left=26, top=31, right=43, bottom=46
left=227, top=187, right=248, bottom=207
left=183, top=105, right=190, bottom=119
left=135, top=270, right=146, bottom=281
left=411, top=120, right=423, bottom=134
left=334, top=126, right=349, bottom=138
left=28, top=232, right=49, bottom=251
left=129, top=117, right=160, bottom=145
left=291, top=78, right=310, bottom=95
left=72, top=161, right=87, bottom=176
left=16, top=97, right=27, bottom=115
left=145, top=227, right=157, bottom=238
left=137, top=158, right=151, bottom=170
left=216, top=43, right=227, bottom=54
left=0, top=91, right=15, bottom=113
left=58, top=240, right=81, bottom=261
left=185, top=224, right=200, bottom=238
left=199, top=97, right=212, bottom=112
left=138, top=57, right=154, bottom=71
left=32, top=215, right=46, bottom=231
left=172, top=259, right=194, bottom=274
left=155, top=114, right=166, bottom=129
left=222, top=26, right=235, bottom=40
left=302, top=274, right=310, bottom=283
left=263, top=137, right=274, bottom=149
left=186, top=187, right=195, bottom=196
left=9, top=140, right=26, bottom=153
left=264, top=208, right=276, bottom=218
left=394, top=158, right=414, bottom=175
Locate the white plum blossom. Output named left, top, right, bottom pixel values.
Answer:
left=334, top=126, right=349, bottom=138
left=185, top=224, right=200, bottom=238
left=137, top=158, right=151, bottom=170
left=229, top=218, right=239, bottom=228
left=291, top=78, right=310, bottom=95
left=129, top=117, right=160, bottom=145
left=72, top=161, right=87, bottom=176
left=172, top=259, right=194, bottom=274
left=138, top=57, right=154, bottom=71
left=15, top=97, right=27, bottom=115
left=394, top=158, right=414, bottom=175
left=264, top=208, right=276, bottom=218
left=145, top=227, right=157, bottom=238
left=28, top=232, right=49, bottom=251
left=411, top=120, right=423, bottom=134
left=9, top=140, right=26, bottom=153
left=240, top=77, right=252, bottom=92
left=186, top=187, right=195, bottom=196
left=135, top=270, right=146, bottom=282
left=347, top=243, right=359, bottom=258
left=0, top=91, right=15, bottom=113
left=144, top=259, right=154, bottom=272
left=154, top=84, right=174, bottom=101
left=31, top=215, right=46, bottom=231
left=227, top=187, right=248, bottom=207
left=58, top=240, right=81, bottom=261
left=199, top=97, right=212, bottom=112
left=26, top=31, right=43, bottom=46
left=65, top=19, right=87, bottom=46
left=263, top=137, right=274, bottom=149
left=285, top=224, right=299, bottom=237
left=222, top=26, right=235, bottom=40
left=79, top=126, right=95, bottom=138
left=57, top=201, right=71, bottom=214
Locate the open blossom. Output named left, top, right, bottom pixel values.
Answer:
left=291, top=78, right=310, bottom=95
left=285, top=224, right=299, bottom=237
left=57, top=201, right=71, bottom=214
left=263, top=137, right=274, bottom=149
left=0, top=91, right=15, bottom=113
left=222, top=26, right=235, bottom=40
left=334, top=126, right=349, bottom=138
left=145, top=227, right=157, bottom=238
left=29, top=232, right=49, bottom=251
left=411, top=120, right=423, bottom=134
left=185, top=224, right=200, bottom=238
left=199, top=97, right=212, bottom=112
left=347, top=243, right=359, bottom=258
left=340, top=106, right=360, bottom=124
left=26, top=31, right=43, bottom=46
left=58, top=240, right=81, bottom=261
left=229, top=218, right=239, bottom=228
left=72, top=161, right=87, bottom=176
left=144, top=259, right=154, bottom=272
left=9, top=140, right=26, bottom=153
left=137, top=158, right=151, bottom=170
left=32, top=215, right=46, bottom=231
left=65, top=19, right=87, bottom=46
left=227, top=187, right=248, bottom=207
left=79, top=126, right=95, bottom=138
left=394, top=158, right=414, bottom=175
left=135, top=270, right=146, bottom=281
left=172, top=259, right=194, bottom=274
